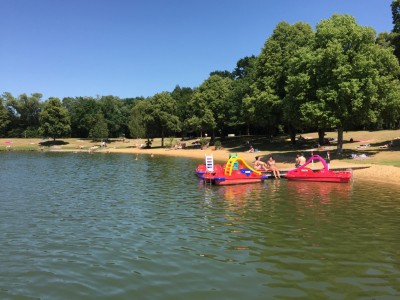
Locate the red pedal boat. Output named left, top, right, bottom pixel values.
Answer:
left=196, top=154, right=268, bottom=185
left=286, top=154, right=352, bottom=183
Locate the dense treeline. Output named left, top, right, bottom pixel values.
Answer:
left=1, top=7, right=400, bottom=152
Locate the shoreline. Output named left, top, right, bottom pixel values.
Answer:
left=2, top=137, right=400, bottom=187
left=100, top=147, right=400, bottom=187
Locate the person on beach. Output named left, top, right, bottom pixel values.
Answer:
left=248, top=145, right=254, bottom=153
left=253, top=156, right=269, bottom=171
left=267, top=156, right=281, bottom=179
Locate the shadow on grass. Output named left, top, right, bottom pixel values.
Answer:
left=39, top=140, right=69, bottom=147
left=370, top=140, right=400, bottom=151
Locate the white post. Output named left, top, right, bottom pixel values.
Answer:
left=311, top=150, right=314, bottom=168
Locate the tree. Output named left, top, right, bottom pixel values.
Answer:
left=376, top=1, right=400, bottom=64
left=285, top=46, right=316, bottom=138
left=148, top=92, right=180, bottom=147
left=391, top=0, right=400, bottom=62
left=286, top=15, right=400, bottom=153
left=65, top=97, right=101, bottom=138
left=39, top=98, right=71, bottom=140
left=246, top=21, right=314, bottom=138
left=209, top=70, right=233, bottom=79
left=0, top=97, right=10, bottom=136
left=129, top=93, right=180, bottom=148
left=99, top=95, right=124, bottom=138
left=370, top=45, right=400, bottom=129
left=232, top=56, right=257, bottom=80
left=171, top=85, right=193, bottom=137
left=3, top=92, right=42, bottom=137
left=89, top=113, right=109, bottom=140
left=120, top=97, right=144, bottom=138
left=128, top=100, right=148, bottom=139
left=230, top=56, right=257, bottom=135
left=186, top=75, right=233, bottom=139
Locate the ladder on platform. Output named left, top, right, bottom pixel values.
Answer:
left=205, top=154, right=214, bottom=173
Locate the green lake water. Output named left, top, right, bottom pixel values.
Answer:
left=0, top=152, right=399, bottom=299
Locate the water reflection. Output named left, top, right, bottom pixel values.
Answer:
left=200, top=183, right=272, bottom=216
left=287, top=181, right=353, bottom=204
left=216, top=183, right=267, bottom=201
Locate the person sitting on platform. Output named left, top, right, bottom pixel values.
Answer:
left=267, top=156, right=281, bottom=179
left=253, top=156, right=269, bottom=171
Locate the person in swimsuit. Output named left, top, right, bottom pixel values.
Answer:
left=253, top=156, right=269, bottom=171
left=267, top=156, right=281, bottom=179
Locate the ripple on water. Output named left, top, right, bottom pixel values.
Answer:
left=0, top=153, right=399, bottom=299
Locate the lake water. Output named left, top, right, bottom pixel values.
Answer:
left=0, top=152, right=399, bottom=300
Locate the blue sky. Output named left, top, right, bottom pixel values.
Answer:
left=0, top=0, right=395, bottom=100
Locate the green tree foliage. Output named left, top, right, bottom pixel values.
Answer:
left=148, top=92, right=180, bottom=147
left=99, top=95, right=124, bottom=138
left=3, top=92, right=42, bottom=137
left=314, top=15, right=400, bottom=149
left=246, top=22, right=314, bottom=137
left=284, top=47, right=316, bottom=136
left=186, top=75, right=233, bottom=138
left=65, top=97, right=101, bottom=138
left=130, top=93, right=180, bottom=147
left=391, top=0, right=400, bottom=62
left=209, top=70, right=233, bottom=79
left=371, top=46, right=400, bottom=129
left=171, top=85, right=194, bottom=136
left=39, top=98, right=71, bottom=140
left=120, top=97, right=143, bottom=138
left=376, top=1, right=400, bottom=64
left=230, top=56, right=257, bottom=135
left=128, top=100, right=148, bottom=139
left=89, top=113, right=109, bottom=140
left=393, top=0, right=400, bottom=32
left=0, top=97, right=10, bottom=136
left=286, top=15, right=400, bottom=152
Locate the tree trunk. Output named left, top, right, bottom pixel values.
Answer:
left=337, top=127, right=343, bottom=154
left=146, top=137, right=152, bottom=148
left=318, top=129, right=325, bottom=146
left=289, top=126, right=296, bottom=145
